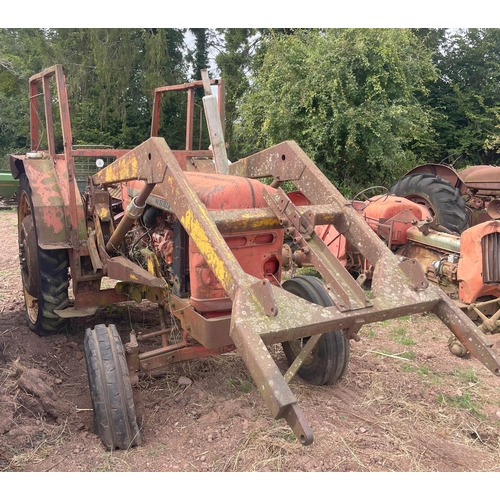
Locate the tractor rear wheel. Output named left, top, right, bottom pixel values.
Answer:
left=84, top=324, right=142, bottom=451
left=390, top=173, right=468, bottom=234
left=18, top=174, right=69, bottom=336
left=281, top=275, right=350, bottom=385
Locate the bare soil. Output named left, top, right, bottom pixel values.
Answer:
left=1, top=208, right=500, bottom=473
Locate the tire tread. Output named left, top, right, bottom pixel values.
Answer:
left=84, top=324, right=141, bottom=450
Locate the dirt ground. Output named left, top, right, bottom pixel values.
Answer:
left=1, top=208, right=500, bottom=474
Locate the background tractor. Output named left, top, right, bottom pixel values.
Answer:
left=390, top=164, right=500, bottom=353
left=8, top=65, right=500, bottom=451
left=289, top=172, right=500, bottom=357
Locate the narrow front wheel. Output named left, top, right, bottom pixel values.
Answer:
left=281, top=276, right=350, bottom=385
left=84, top=324, right=142, bottom=450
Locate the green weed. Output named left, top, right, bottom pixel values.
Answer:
left=391, top=325, right=417, bottom=346
left=226, top=376, right=253, bottom=394
left=399, top=351, right=416, bottom=360
left=438, top=392, right=486, bottom=420
left=401, top=363, right=417, bottom=373
left=452, top=368, right=478, bottom=384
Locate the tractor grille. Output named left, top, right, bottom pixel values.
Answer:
left=482, top=232, right=500, bottom=284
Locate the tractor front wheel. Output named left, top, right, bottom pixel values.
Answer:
left=84, top=324, right=142, bottom=450
left=281, top=275, right=350, bottom=385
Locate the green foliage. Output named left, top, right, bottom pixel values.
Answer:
left=234, top=29, right=437, bottom=195
left=226, top=376, right=253, bottom=393
left=189, top=28, right=210, bottom=81
left=438, top=391, right=486, bottom=419
left=3, top=27, right=500, bottom=181
left=420, top=28, right=500, bottom=167
left=0, top=29, right=50, bottom=165
left=0, top=28, right=187, bottom=166
left=391, top=323, right=417, bottom=346
left=215, top=29, right=258, bottom=160
left=452, top=368, right=478, bottom=384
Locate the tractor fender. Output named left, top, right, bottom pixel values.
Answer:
left=12, top=154, right=73, bottom=248
left=404, top=164, right=467, bottom=195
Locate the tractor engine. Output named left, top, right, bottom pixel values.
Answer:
left=125, top=208, right=176, bottom=285
left=123, top=172, right=285, bottom=314
left=303, top=194, right=500, bottom=307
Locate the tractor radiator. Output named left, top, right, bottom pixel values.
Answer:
left=482, top=232, right=500, bottom=284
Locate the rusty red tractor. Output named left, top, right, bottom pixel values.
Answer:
left=388, top=164, right=500, bottom=353
left=9, top=65, right=500, bottom=450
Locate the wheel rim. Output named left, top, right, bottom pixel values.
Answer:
left=282, top=276, right=327, bottom=367
left=404, top=194, right=436, bottom=219
left=18, top=186, right=39, bottom=324
left=286, top=337, right=315, bottom=365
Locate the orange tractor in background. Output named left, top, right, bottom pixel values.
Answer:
left=9, top=65, right=500, bottom=451
left=289, top=163, right=500, bottom=357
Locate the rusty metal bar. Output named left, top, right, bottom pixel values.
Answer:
left=42, top=75, right=56, bottom=158
left=284, top=334, right=322, bottom=383
left=150, top=91, right=162, bottom=137
left=137, top=327, right=174, bottom=341
left=29, top=81, right=39, bottom=151
left=153, top=79, right=221, bottom=94
left=433, top=290, right=500, bottom=375
left=105, top=183, right=155, bottom=253
left=186, top=88, right=195, bottom=150
left=72, top=148, right=130, bottom=158
left=52, top=65, right=79, bottom=248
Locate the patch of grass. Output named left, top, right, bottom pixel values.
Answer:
left=226, top=376, right=253, bottom=394
left=4, top=422, right=73, bottom=471
left=295, top=267, right=322, bottom=278
left=367, top=329, right=376, bottom=338
left=438, top=392, right=486, bottom=420
left=272, top=423, right=297, bottom=442
left=401, top=363, right=417, bottom=373
left=148, top=444, right=166, bottom=457
left=399, top=351, right=416, bottom=360
left=398, top=316, right=411, bottom=321
left=401, top=363, right=442, bottom=384
left=452, top=368, right=478, bottom=384
left=391, top=325, right=417, bottom=346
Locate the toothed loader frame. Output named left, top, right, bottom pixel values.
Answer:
left=10, top=65, right=500, bottom=449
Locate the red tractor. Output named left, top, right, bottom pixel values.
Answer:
left=286, top=163, right=500, bottom=357
left=9, top=65, right=500, bottom=450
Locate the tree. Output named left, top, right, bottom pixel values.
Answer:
left=0, top=29, right=50, bottom=166
left=422, top=29, right=500, bottom=168
left=0, top=28, right=188, bottom=164
left=189, top=28, right=210, bottom=81
left=234, top=29, right=438, bottom=195
left=215, top=28, right=259, bottom=159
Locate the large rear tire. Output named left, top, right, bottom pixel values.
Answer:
left=281, top=276, right=350, bottom=385
left=84, top=324, right=142, bottom=451
left=390, top=173, right=468, bottom=234
left=18, top=174, right=69, bottom=336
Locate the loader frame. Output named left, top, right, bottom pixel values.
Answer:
left=10, top=65, right=500, bottom=446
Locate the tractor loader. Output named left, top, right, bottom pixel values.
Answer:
left=9, top=65, right=500, bottom=450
